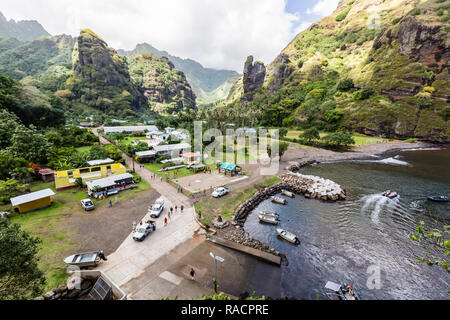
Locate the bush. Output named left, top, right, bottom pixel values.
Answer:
left=337, top=79, right=354, bottom=92
left=336, top=6, right=351, bottom=21
left=411, top=8, right=421, bottom=16
left=441, top=106, right=450, bottom=121
left=322, top=130, right=355, bottom=148
left=353, top=88, right=375, bottom=101
left=299, top=127, right=320, bottom=145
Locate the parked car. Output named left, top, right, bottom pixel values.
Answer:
left=133, top=223, right=155, bottom=241
left=187, top=161, right=200, bottom=169
left=150, top=198, right=165, bottom=218
left=81, top=199, right=95, bottom=211
left=212, top=187, right=229, bottom=198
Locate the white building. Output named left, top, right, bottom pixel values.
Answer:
left=104, top=126, right=159, bottom=135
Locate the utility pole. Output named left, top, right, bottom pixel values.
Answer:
left=209, top=252, right=224, bottom=294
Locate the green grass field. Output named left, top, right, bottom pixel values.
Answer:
left=76, top=145, right=95, bottom=154
left=284, top=129, right=388, bottom=147
left=144, top=163, right=197, bottom=179
left=4, top=176, right=150, bottom=292
left=194, top=176, right=280, bottom=226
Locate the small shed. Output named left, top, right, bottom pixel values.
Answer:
left=219, top=162, right=242, bottom=176
left=39, top=168, right=55, bottom=182
left=135, top=150, right=157, bottom=160
left=10, top=189, right=56, bottom=213
left=85, top=173, right=134, bottom=194
left=180, top=152, right=202, bottom=163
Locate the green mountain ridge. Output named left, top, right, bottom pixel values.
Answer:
left=118, top=43, right=241, bottom=104
left=226, top=0, right=449, bottom=142
left=0, top=11, right=50, bottom=42
left=0, top=28, right=198, bottom=117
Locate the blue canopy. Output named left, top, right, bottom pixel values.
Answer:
left=220, top=163, right=238, bottom=171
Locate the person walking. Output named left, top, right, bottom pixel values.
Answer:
left=168, top=210, right=171, bottom=220
left=132, top=221, right=137, bottom=231
left=109, top=200, right=113, bottom=207
left=175, top=205, right=178, bottom=213
left=181, top=205, right=184, bottom=213
left=190, top=267, right=196, bottom=281
left=164, top=217, right=168, bottom=226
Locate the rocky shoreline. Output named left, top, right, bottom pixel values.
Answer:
left=210, top=160, right=347, bottom=263
left=211, top=143, right=445, bottom=265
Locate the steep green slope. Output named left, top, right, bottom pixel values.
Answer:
left=127, top=52, right=197, bottom=114
left=0, top=11, right=50, bottom=42
left=119, top=43, right=240, bottom=104
left=0, top=72, right=65, bottom=128
left=227, top=0, right=449, bottom=142
left=71, top=29, right=146, bottom=113
left=0, top=28, right=200, bottom=117
left=0, top=35, right=75, bottom=81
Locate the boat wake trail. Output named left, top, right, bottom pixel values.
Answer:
left=360, top=194, right=398, bottom=225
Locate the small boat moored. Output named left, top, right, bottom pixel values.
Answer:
left=281, top=190, right=295, bottom=198
left=325, top=281, right=360, bottom=300
left=260, top=211, right=279, bottom=218
left=258, top=214, right=279, bottom=225
left=427, top=196, right=449, bottom=203
left=277, top=228, right=300, bottom=245
left=63, top=251, right=107, bottom=268
left=272, top=196, right=287, bottom=205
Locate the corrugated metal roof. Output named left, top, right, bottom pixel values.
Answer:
left=153, top=143, right=191, bottom=153
left=10, top=189, right=56, bottom=207
left=87, top=158, right=115, bottom=166
left=104, top=126, right=158, bottom=133
left=135, top=151, right=157, bottom=157
left=85, top=173, right=134, bottom=190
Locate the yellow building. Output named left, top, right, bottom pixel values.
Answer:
left=55, top=163, right=127, bottom=190
left=10, top=189, right=56, bottom=214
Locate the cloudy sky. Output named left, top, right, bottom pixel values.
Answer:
left=1, top=0, right=339, bottom=72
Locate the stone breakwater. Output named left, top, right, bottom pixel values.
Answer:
left=232, top=173, right=346, bottom=226
left=35, top=277, right=96, bottom=300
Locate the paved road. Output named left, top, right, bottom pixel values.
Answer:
left=93, top=129, right=200, bottom=294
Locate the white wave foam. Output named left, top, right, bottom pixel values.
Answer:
left=360, top=194, right=393, bottom=226
left=377, top=157, right=409, bottom=166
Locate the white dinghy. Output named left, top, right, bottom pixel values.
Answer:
left=272, top=196, right=287, bottom=205
left=277, top=229, right=300, bottom=245
left=258, top=214, right=279, bottom=225
left=281, top=190, right=295, bottom=198
left=260, top=211, right=279, bottom=218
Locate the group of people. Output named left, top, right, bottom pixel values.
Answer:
left=163, top=204, right=184, bottom=226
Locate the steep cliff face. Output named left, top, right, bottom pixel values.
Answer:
left=227, top=0, right=449, bottom=142
left=243, top=56, right=266, bottom=93
left=128, top=53, right=197, bottom=114
left=73, top=29, right=145, bottom=112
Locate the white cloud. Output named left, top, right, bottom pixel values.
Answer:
left=0, top=0, right=308, bottom=72
left=306, top=0, right=340, bottom=16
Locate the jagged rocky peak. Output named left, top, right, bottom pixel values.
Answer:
left=74, top=29, right=130, bottom=86
left=243, top=55, right=266, bottom=94
left=73, top=29, right=145, bottom=111
left=267, top=53, right=294, bottom=95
